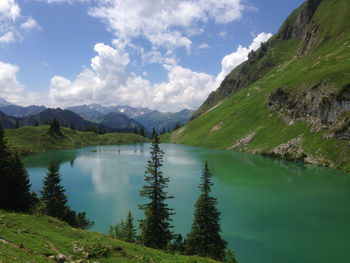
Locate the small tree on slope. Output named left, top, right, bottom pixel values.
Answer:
left=41, top=159, right=67, bottom=219
left=185, top=161, right=228, bottom=261
left=139, top=133, right=173, bottom=249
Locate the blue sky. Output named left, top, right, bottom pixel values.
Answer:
left=0, top=0, right=304, bottom=112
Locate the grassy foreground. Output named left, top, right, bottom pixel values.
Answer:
left=0, top=210, right=218, bottom=263
left=4, top=126, right=149, bottom=155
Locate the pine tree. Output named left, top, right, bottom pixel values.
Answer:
left=49, top=118, right=62, bottom=136
left=109, top=211, right=137, bottom=242
left=151, top=127, right=157, bottom=138
left=0, top=121, right=11, bottom=209
left=185, top=161, right=227, bottom=261
left=40, top=159, right=67, bottom=219
left=0, top=121, right=33, bottom=212
left=134, top=126, right=138, bottom=134
left=139, top=134, right=173, bottom=249
left=139, top=126, right=145, bottom=137
left=7, top=152, right=33, bottom=212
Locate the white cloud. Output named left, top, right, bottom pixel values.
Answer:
left=20, top=17, right=41, bottom=30
left=47, top=32, right=273, bottom=112
left=0, top=32, right=15, bottom=43
left=48, top=41, right=216, bottom=111
left=216, top=32, right=272, bottom=85
left=0, top=61, right=24, bottom=102
left=0, top=1, right=41, bottom=44
left=153, top=64, right=215, bottom=111
left=0, top=0, right=20, bottom=21
left=89, top=0, right=246, bottom=52
left=198, top=43, right=210, bottom=49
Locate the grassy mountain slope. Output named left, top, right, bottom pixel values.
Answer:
left=0, top=210, right=217, bottom=263
left=5, top=126, right=149, bottom=155
left=165, top=0, right=350, bottom=172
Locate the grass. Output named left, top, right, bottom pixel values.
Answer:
left=162, top=0, right=350, bottom=172
left=5, top=126, right=150, bottom=155
left=0, top=210, right=218, bottom=263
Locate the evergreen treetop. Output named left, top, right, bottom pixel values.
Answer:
left=139, top=133, right=173, bottom=249
left=40, top=159, right=67, bottom=219
left=185, top=161, right=228, bottom=261
left=0, top=121, right=33, bottom=212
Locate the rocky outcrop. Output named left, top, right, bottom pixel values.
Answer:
left=269, top=83, right=350, bottom=139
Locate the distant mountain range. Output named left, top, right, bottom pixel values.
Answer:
left=0, top=99, right=195, bottom=133
left=0, top=105, right=46, bottom=118
left=65, top=104, right=195, bottom=132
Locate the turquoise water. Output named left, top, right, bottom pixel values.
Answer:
left=23, top=143, right=350, bottom=263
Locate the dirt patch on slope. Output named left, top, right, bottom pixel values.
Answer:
left=210, top=121, right=224, bottom=133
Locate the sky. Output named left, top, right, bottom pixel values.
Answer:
left=0, top=0, right=305, bottom=112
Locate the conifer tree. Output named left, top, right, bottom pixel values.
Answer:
left=139, top=134, right=173, bottom=249
left=7, top=152, right=33, bottom=212
left=0, top=121, right=33, bottom=212
left=185, top=161, right=227, bottom=261
left=139, top=126, right=145, bottom=137
left=151, top=127, right=157, bottom=138
left=109, top=211, right=137, bottom=242
left=0, top=121, right=11, bottom=209
left=41, top=159, right=67, bottom=219
left=49, top=118, right=62, bottom=136
left=134, top=126, right=138, bottom=134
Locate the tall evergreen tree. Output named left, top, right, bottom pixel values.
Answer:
left=0, top=121, right=11, bottom=209
left=7, top=152, right=33, bottom=212
left=151, top=127, right=157, bottom=139
left=49, top=118, right=62, bottom=136
left=40, top=159, right=67, bottom=219
left=139, top=126, right=145, bottom=137
left=139, top=134, right=173, bottom=249
left=0, top=121, right=33, bottom=212
left=185, top=161, right=227, bottom=261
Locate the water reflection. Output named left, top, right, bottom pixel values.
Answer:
left=22, top=143, right=350, bottom=263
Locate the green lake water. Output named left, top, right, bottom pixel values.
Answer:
left=23, top=143, right=350, bottom=263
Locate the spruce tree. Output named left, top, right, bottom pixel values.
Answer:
left=41, top=159, right=67, bottom=219
left=49, top=118, right=62, bottom=136
left=0, top=121, right=11, bottom=209
left=109, top=211, right=137, bottom=242
left=185, top=161, right=227, bottom=261
left=151, top=127, right=157, bottom=139
left=139, top=134, right=173, bottom=249
left=139, top=126, right=145, bottom=137
left=7, top=152, right=33, bottom=212
left=0, top=121, right=33, bottom=212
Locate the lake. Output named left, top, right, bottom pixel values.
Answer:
left=23, top=143, right=350, bottom=263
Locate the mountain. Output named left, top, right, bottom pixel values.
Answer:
left=66, top=104, right=152, bottom=120
left=0, top=98, right=13, bottom=108
left=0, top=104, right=46, bottom=118
left=65, top=104, right=106, bottom=120
left=166, top=0, right=350, bottom=171
left=19, top=108, right=112, bottom=132
left=134, top=109, right=195, bottom=132
left=0, top=111, right=17, bottom=129
left=99, top=112, right=147, bottom=133
left=66, top=104, right=194, bottom=132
